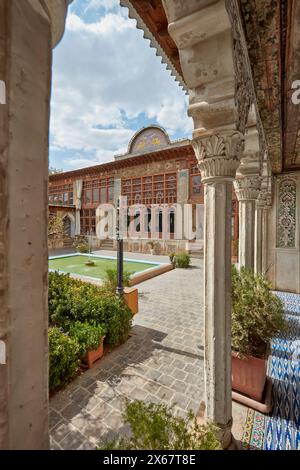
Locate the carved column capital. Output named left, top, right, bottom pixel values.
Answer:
left=192, top=131, right=244, bottom=183
left=256, top=188, right=272, bottom=208
left=234, top=175, right=262, bottom=201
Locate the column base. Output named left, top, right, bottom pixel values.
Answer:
left=197, top=401, right=234, bottom=450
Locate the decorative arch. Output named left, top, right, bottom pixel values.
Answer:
left=128, top=125, right=170, bottom=155
left=63, top=212, right=75, bottom=238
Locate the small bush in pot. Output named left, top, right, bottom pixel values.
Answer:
left=174, top=252, right=191, bottom=269
left=99, top=400, right=220, bottom=450
left=231, top=265, right=286, bottom=401
left=69, top=321, right=106, bottom=356
left=231, top=265, right=286, bottom=358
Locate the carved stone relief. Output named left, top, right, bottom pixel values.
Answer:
left=277, top=178, right=297, bottom=248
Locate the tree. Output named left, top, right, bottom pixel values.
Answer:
left=48, top=212, right=64, bottom=238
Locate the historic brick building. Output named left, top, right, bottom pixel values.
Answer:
left=49, top=125, right=239, bottom=255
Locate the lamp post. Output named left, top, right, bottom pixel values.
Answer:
left=116, top=198, right=124, bottom=296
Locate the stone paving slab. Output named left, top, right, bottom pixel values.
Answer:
left=50, top=259, right=205, bottom=449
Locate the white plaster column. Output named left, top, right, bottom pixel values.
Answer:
left=261, top=206, right=270, bottom=275
left=74, top=179, right=83, bottom=235
left=0, top=0, right=69, bottom=450
left=159, top=0, right=253, bottom=449
left=234, top=176, right=261, bottom=270
left=254, top=187, right=272, bottom=274
left=254, top=202, right=263, bottom=274
left=259, top=190, right=272, bottom=275
left=193, top=131, right=244, bottom=449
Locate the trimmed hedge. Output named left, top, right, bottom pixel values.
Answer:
left=169, top=252, right=191, bottom=269
left=49, top=327, right=80, bottom=393
left=49, top=271, right=132, bottom=347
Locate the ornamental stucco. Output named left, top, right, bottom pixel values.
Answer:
left=277, top=178, right=297, bottom=248
left=234, top=176, right=262, bottom=201
left=192, top=132, right=244, bottom=182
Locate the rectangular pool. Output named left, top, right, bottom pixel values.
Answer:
left=48, top=253, right=160, bottom=281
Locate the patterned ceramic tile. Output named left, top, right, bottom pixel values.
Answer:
left=243, top=291, right=300, bottom=450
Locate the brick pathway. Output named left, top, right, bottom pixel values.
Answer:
left=50, top=258, right=204, bottom=450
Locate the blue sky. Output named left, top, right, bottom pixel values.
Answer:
left=49, top=0, right=192, bottom=171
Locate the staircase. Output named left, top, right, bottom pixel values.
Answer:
left=63, top=237, right=74, bottom=249
left=187, top=241, right=203, bottom=259
left=100, top=238, right=115, bottom=251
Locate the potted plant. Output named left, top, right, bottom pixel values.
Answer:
left=69, top=322, right=106, bottom=369
left=99, top=400, right=221, bottom=450
left=147, top=240, right=158, bottom=255
left=174, top=252, right=191, bottom=268
left=231, top=266, right=286, bottom=401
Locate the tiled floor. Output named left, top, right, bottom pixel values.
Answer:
left=50, top=258, right=205, bottom=450
left=243, top=292, right=300, bottom=450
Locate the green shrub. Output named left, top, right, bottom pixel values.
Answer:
left=49, top=272, right=132, bottom=347
left=169, top=252, right=176, bottom=267
left=174, top=253, right=191, bottom=269
left=103, top=268, right=131, bottom=293
left=100, top=400, right=220, bottom=450
left=74, top=235, right=89, bottom=253
left=49, top=327, right=80, bottom=393
left=69, top=321, right=106, bottom=356
left=76, top=243, right=89, bottom=253
left=231, top=265, right=286, bottom=357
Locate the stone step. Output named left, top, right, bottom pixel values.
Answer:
left=100, top=239, right=115, bottom=250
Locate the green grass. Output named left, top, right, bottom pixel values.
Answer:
left=49, top=255, right=158, bottom=280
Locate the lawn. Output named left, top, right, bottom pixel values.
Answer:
left=48, top=255, right=158, bottom=280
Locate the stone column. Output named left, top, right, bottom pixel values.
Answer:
left=254, top=202, right=263, bottom=274
left=193, top=131, right=244, bottom=449
left=0, top=0, right=69, bottom=450
left=261, top=206, right=270, bottom=275
left=258, top=190, right=272, bottom=275
left=234, top=176, right=261, bottom=270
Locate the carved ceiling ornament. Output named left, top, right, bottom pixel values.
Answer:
left=192, top=131, right=244, bottom=182
left=225, top=0, right=253, bottom=134
left=225, top=0, right=266, bottom=158
left=234, top=175, right=262, bottom=201
left=277, top=177, right=297, bottom=248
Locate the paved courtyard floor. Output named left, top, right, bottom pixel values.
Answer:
left=50, top=257, right=205, bottom=450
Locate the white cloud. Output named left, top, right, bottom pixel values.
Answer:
left=84, top=0, right=120, bottom=13
left=50, top=1, right=192, bottom=170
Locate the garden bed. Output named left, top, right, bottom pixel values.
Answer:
left=48, top=271, right=133, bottom=394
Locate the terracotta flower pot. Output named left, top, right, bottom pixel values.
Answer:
left=231, top=351, right=267, bottom=402
left=83, top=336, right=105, bottom=369
left=124, top=287, right=139, bottom=315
